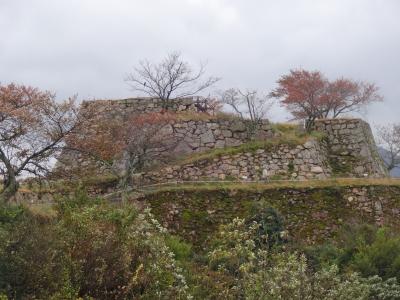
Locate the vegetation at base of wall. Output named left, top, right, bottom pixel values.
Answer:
left=140, top=183, right=400, bottom=249
left=328, top=155, right=354, bottom=176
left=0, top=190, right=190, bottom=299
left=326, top=147, right=361, bottom=176
left=304, top=224, right=400, bottom=280
left=206, top=217, right=400, bottom=299
left=3, top=187, right=400, bottom=299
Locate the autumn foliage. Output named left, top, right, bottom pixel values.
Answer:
left=67, top=110, right=178, bottom=187
left=0, top=83, right=81, bottom=202
left=270, top=69, right=382, bottom=130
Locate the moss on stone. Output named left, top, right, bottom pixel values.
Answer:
left=327, top=151, right=355, bottom=175
left=140, top=183, right=400, bottom=250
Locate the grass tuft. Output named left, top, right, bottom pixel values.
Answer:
left=143, top=178, right=400, bottom=194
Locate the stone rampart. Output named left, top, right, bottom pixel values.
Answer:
left=132, top=118, right=388, bottom=185
left=81, top=96, right=212, bottom=116
left=141, top=184, right=400, bottom=246
left=136, top=139, right=330, bottom=184
left=57, top=116, right=274, bottom=176
left=169, top=118, right=272, bottom=154
left=313, top=119, right=388, bottom=178
left=57, top=97, right=388, bottom=182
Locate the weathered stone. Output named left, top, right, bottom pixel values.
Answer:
left=199, top=131, right=215, bottom=144
left=310, top=166, right=324, bottom=173
left=221, top=130, right=233, bottom=138
left=207, top=123, right=219, bottom=130
left=218, top=173, right=226, bottom=180
left=215, top=140, right=225, bottom=148
left=173, top=141, right=193, bottom=154
left=300, top=165, right=309, bottom=172
left=354, top=166, right=365, bottom=174
left=303, top=141, right=315, bottom=149
left=225, top=138, right=241, bottom=147
left=230, top=121, right=246, bottom=132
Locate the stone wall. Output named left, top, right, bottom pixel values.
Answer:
left=313, top=119, right=388, bottom=178
left=57, top=96, right=388, bottom=182
left=81, top=96, right=212, bottom=116
left=12, top=180, right=400, bottom=249
left=132, top=118, right=388, bottom=185
left=136, top=139, right=330, bottom=184
left=11, top=181, right=400, bottom=247
left=140, top=184, right=400, bottom=247
left=57, top=115, right=274, bottom=176
left=169, top=118, right=272, bottom=154
left=80, top=97, right=273, bottom=154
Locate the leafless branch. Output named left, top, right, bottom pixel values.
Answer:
left=376, top=123, right=400, bottom=171
left=219, top=88, right=273, bottom=123
left=125, top=51, right=220, bottom=109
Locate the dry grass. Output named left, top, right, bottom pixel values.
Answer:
left=173, top=111, right=241, bottom=122
left=17, top=174, right=119, bottom=194
left=143, top=177, right=400, bottom=194
left=24, top=203, right=57, bottom=219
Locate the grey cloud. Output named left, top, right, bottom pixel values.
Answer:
left=0, top=0, right=399, bottom=124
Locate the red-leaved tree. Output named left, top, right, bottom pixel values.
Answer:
left=0, top=83, right=82, bottom=202
left=270, top=69, right=382, bottom=130
left=67, top=111, right=179, bottom=187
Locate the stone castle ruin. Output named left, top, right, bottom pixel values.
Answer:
left=57, top=97, right=388, bottom=183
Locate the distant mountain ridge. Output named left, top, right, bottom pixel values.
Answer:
left=378, top=147, right=400, bottom=177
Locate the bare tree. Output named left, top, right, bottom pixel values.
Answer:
left=117, top=112, right=179, bottom=187
left=193, top=96, right=222, bottom=115
left=125, top=52, right=220, bottom=109
left=0, top=83, right=82, bottom=202
left=220, top=88, right=274, bottom=123
left=376, top=124, right=400, bottom=171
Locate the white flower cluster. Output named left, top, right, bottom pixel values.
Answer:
left=131, top=207, right=192, bottom=299
left=207, top=216, right=399, bottom=299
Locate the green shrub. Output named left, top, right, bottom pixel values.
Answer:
left=244, top=254, right=370, bottom=300
left=351, top=228, right=400, bottom=280
left=0, top=206, right=70, bottom=299
left=208, top=218, right=259, bottom=277
left=249, top=207, right=286, bottom=250
left=166, top=235, right=193, bottom=262
left=208, top=217, right=400, bottom=299
left=306, top=224, right=400, bottom=281
left=305, top=243, right=343, bottom=270
left=0, top=191, right=190, bottom=299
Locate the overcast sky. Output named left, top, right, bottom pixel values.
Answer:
left=1, top=0, right=399, bottom=124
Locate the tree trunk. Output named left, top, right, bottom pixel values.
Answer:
left=118, top=155, right=138, bottom=190
left=0, top=174, right=19, bottom=203
left=305, top=118, right=315, bottom=133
